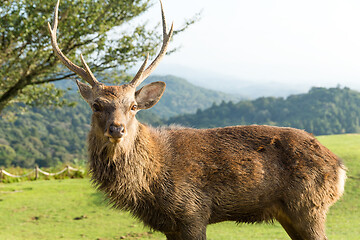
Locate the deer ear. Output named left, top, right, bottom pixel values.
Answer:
left=135, top=81, right=166, bottom=109
left=76, top=80, right=93, bottom=102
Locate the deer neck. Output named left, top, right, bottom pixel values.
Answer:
left=87, top=122, right=163, bottom=209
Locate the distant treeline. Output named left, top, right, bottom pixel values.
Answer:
left=1, top=85, right=360, bottom=168
left=167, top=86, right=360, bottom=135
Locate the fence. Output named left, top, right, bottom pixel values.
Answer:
left=0, top=165, right=82, bottom=181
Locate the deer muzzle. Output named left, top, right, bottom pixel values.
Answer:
left=105, top=123, right=125, bottom=143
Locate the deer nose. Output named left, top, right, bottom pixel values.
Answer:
left=108, top=123, right=125, bottom=139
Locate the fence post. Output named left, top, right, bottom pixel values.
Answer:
left=66, top=165, right=70, bottom=178
left=35, top=166, right=39, bottom=180
left=0, top=168, right=3, bottom=182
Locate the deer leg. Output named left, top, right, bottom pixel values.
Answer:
left=276, top=211, right=303, bottom=240
left=293, top=215, right=328, bottom=240
left=276, top=206, right=328, bottom=240
left=165, top=220, right=207, bottom=240
left=165, top=232, right=181, bottom=240
left=179, top=225, right=207, bottom=240
left=165, top=228, right=206, bottom=240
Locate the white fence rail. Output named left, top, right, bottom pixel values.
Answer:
left=0, top=166, right=82, bottom=181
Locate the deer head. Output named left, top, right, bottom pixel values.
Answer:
left=48, top=0, right=173, bottom=144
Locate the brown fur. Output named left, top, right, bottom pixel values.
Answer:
left=78, top=83, right=346, bottom=240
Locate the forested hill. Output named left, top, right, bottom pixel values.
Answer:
left=167, top=86, right=360, bottom=136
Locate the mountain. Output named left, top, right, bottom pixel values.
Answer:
left=155, top=64, right=309, bottom=98
left=143, top=75, right=243, bottom=118
left=167, top=86, right=360, bottom=136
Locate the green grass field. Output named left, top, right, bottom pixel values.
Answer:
left=1, top=134, right=359, bottom=240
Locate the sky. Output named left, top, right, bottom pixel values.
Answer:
left=131, top=0, right=360, bottom=95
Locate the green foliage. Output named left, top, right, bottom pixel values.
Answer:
left=0, top=93, right=90, bottom=168
left=168, top=86, right=360, bottom=135
left=0, top=144, right=16, bottom=167
left=0, top=0, right=196, bottom=113
left=0, top=134, right=359, bottom=239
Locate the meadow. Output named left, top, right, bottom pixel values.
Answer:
left=0, top=134, right=359, bottom=240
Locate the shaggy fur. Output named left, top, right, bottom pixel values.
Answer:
left=87, top=116, right=346, bottom=240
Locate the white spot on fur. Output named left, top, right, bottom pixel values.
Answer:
left=337, top=167, right=347, bottom=197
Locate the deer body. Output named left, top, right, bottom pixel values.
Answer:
left=89, top=122, right=345, bottom=240
left=48, top=1, right=346, bottom=239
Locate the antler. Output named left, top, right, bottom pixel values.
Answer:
left=129, top=0, right=174, bottom=88
left=48, top=0, right=99, bottom=87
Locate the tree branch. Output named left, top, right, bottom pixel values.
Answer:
left=30, top=72, right=78, bottom=85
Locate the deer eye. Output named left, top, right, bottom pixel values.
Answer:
left=92, top=103, right=102, bottom=112
left=130, top=104, right=138, bottom=111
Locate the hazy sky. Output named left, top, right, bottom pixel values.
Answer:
left=133, top=0, right=360, bottom=89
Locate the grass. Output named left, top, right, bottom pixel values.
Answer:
left=0, top=134, right=359, bottom=239
left=0, top=179, right=163, bottom=240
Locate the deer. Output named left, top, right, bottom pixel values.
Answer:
left=48, top=0, right=346, bottom=239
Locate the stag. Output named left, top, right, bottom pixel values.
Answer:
left=48, top=1, right=346, bottom=239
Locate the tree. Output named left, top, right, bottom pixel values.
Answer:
left=0, top=144, right=16, bottom=167
left=0, top=0, right=196, bottom=114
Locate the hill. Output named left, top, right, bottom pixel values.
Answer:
left=0, top=134, right=358, bottom=239
left=143, top=75, right=242, bottom=118
left=167, top=86, right=360, bottom=135
left=157, top=63, right=308, bottom=98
